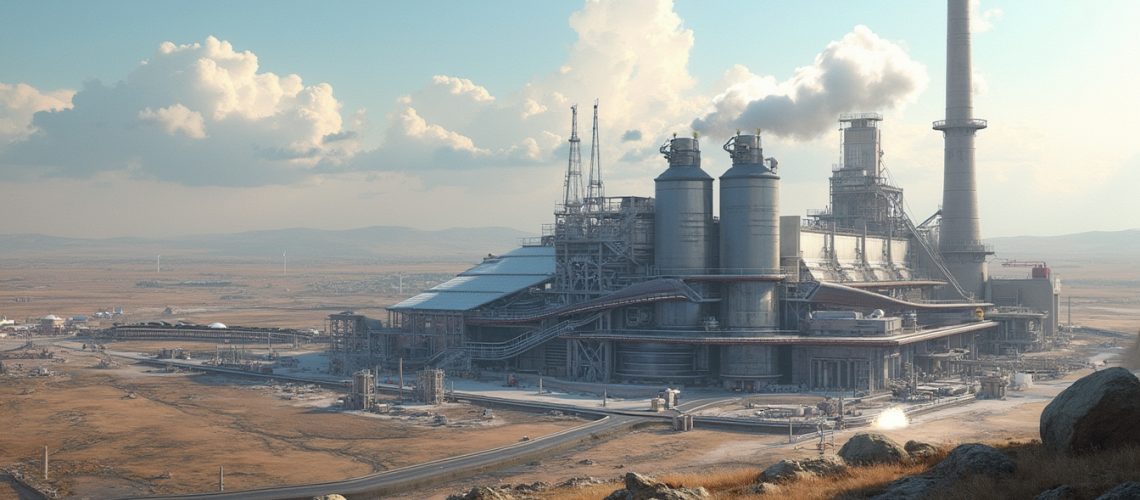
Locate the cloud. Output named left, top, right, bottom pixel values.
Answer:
left=138, top=103, right=206, bottom=139
left=621, top=129, right=642, bottom=142
left=0, top=82, right=74, bottom=144
left=348, top=0, right=701, bottom=181
left=970, top=0, right=1003, bottom=33
left=0, top=36, right=358, bottom=186
left=692, top=26, right=928, bottom=141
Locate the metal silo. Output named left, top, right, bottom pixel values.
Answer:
left=718, top=132, right=781, bottom=387
left=653, top=135, right=713, bottom=327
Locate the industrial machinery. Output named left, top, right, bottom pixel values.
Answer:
left=330, top=0, right=1061, bottom=392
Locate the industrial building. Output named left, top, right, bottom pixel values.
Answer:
left=329, top=0, right=1062, bottom=393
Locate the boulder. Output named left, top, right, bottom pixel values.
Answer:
left=1040, top=367, right=1140, bottom=453
left=904, top=440, right=939, bottom=458
left=312, top=496, right=347, bottom=500
left=752, top=482, right=783, bottom=495
left=1035, top=485, right=1076, bottom=500
left=603, top=472, right=710, bottom=500
left=760, top=455, right=847, bottom=483
left=926, top=443, right=1015, bottom=479
left=1096, top=481, right=1140, bottom=500
left=838, top=432, right=908, bottom=465
left=873, top=444, right=1014, bottom=499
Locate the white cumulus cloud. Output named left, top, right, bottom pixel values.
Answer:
left=693, top=25, right=928, bottom=140
left=138, top=103, right=207, bottom=139
left=0, top=36, right=357, bottom=186
left=0, top=82, right=74, bottom=144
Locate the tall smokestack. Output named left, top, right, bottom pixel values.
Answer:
left=935, top=0, right=991, bottom=299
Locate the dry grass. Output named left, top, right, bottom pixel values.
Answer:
left=929, top=441, right=1140, bottom=500
left=536, top=441, right=1140, bottom=499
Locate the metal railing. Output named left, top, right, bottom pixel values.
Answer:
left=932, top=118, right=987, bottom=130
left=460, top=312, right=604, bottom=361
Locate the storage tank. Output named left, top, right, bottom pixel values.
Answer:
left=614, top=342, right=704, bottom=380
left=654, top=135, right=713, bottom=327
left=718, top=132, right=781, bottom=384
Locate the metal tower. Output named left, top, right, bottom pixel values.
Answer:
left=935, top=0, right=991, bottom=300
left=562, top=105, right=584, bottom=213
left=586, top=99, right=605, bottom=210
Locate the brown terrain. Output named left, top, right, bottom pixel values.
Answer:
left=0, top=255, right=1137, bottom=499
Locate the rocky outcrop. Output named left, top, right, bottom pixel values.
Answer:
left=446, top=486, right=519, bottom=500
left=1040, top=367, right=1140, bottom=453
left=905, top=440, right=939, bottom=459
left=873, top=443, right=1015, bottom=499
left=838, top=432, right=908, bottom=465
left=1096, top=481, right=1140, bottom=500
left=759, top=455, right=847, bottom=483
left=557, top=476, right=605, bottom=488
left=603, top=472, right=709, bottom=500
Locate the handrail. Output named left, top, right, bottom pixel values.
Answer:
left=463, top=312, right=603, bottom=360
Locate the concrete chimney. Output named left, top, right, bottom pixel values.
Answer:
left=935, top=0, right=991, bottom=299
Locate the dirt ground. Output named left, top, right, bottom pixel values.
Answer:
left=0, top=345, right=582, bottom=499
left=0, top=258, right=467, bottom=330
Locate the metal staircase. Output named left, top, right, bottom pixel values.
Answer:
left=898, top=209, right=971, bottom=300
left=462, top=312, right=603, bottom=361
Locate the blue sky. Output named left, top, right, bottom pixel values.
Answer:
left=1, top=0, right=1137, bottom=238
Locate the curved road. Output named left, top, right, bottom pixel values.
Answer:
left=71, top=344, right=864, bottom=499
left=126, top=413, right=640, bottom=500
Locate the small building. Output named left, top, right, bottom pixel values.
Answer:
left=40, top=314, right=65, bottom=334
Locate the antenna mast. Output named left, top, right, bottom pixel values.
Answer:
left=562, top=105, right=584, bottom=213
left=586, top=99, right=604, bottom=210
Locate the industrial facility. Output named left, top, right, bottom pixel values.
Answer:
left=328, top=0, right=1062, bottom=393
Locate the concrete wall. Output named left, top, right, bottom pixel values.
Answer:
left=989, top=278, right=1059, bottom=337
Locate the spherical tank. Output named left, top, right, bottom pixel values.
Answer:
left=654, top=136, right=713, bottom=327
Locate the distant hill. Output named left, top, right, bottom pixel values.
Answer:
left=986, top=229, right=1140, bottom=261
left=0, top=226, right=537, bottom=263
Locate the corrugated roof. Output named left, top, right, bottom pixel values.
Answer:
left=389, top=245, right=554, bottom=312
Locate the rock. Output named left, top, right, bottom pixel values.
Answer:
left=904, top=440, right=939, bottom=458
left=603, top=472, right=710, bottom=500
left=1040, top=367, right=1140, bottom=453
left=1096, top=481, right=1140, bottom=500
left=513, top=481, right=549, bottom=493
left=752, top=482, right=783, bottom=495
left=1035, top=485, right=1077, bottom=500
left=873, top=444, right=1015, bottom=500
left=838, top=432, right=908, bottom=465
left=874, top=476, right=939, bottom=500
left=578, top=458, right=596, bottom=465
left=312, top=496, right=347, bottom=500
left=446, top=486, right=516, bottom=500
left=558, top=476, right=604, bottom=488
left=760, top=455, right=847, bottom=483
left=927, top=443, right=1015, bottom=479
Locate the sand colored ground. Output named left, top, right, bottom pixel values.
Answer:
left=0, top=346, right=581, bottom=499
left=0, top=258, right=467, bottom=330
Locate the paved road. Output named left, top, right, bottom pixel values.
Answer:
left=123, top=413, right=640, bottom=500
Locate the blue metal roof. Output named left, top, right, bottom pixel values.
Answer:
left=389, top=245, right=554, bottom=312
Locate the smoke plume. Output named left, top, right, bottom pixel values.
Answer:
left=692, top=26, right=927, bottom=141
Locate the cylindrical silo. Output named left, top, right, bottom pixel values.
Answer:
left=719, top=133, right=779, bottom=328
left=718, top=132, right=781, bottom=384
left=653, top=135, right=713, bottom=327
